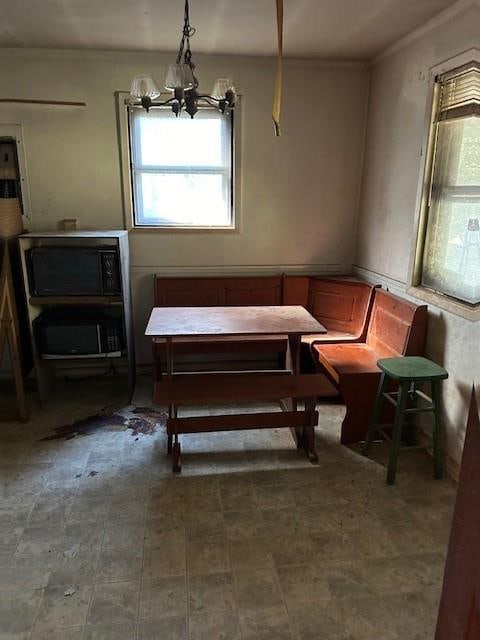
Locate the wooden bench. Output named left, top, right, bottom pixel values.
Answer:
left=153, top=275, right=288, bottom=378
left=312, top=289, right=428, bottom=444
left=154, top=371, right=327, bottom=471
left=283, top=276, right=377, bottom=345
left=283, top=276, right=378, bottom=376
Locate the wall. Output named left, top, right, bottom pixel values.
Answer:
left=0, top=49, right=369, bottom=364
left=355, top=3, right=480, bottom=472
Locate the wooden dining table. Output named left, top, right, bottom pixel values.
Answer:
left=145, top=305, right=327, bottom=472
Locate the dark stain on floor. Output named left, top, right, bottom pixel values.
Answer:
left=41, top=406, right=167, bottom=441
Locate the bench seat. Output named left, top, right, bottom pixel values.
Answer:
left=301, top=331, right=358, bottom=346
left=312, top=289, right=428, bottom=444
left=313, top=343, right=394, bottom=381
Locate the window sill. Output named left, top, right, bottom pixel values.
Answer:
left=407, top=285, right=479, bottom=321
left=129, top=225, right=238, bottom=234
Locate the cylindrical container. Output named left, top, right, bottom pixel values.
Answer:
left=0, top=198, right=24, bottom=237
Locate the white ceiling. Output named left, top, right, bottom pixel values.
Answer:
left=1, top=0, right=457, bottom=59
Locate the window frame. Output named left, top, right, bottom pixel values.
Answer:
left=408, top=50, right=480, bottom=320
left=116, top=92, right=241, bottom=233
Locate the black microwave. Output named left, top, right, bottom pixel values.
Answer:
left=34, top=308, right=124, bottom=359
left=27, top=247, right=121, bottom=296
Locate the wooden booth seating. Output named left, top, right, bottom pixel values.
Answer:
left=283, top=276, right=377, bottom=345
left=282, top=276, right=378, bottom=372
left=312, top=289, right=428, bottom=444
left=152, top=275, right=288, bottom=378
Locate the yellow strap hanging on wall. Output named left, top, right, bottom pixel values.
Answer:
left=272, top=0, right=283, bottom=137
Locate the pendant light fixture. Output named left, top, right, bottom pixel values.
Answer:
left=130, top=0, right=237, bottom=118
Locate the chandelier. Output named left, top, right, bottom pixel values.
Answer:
left=130, top=0, right=237, bottom=118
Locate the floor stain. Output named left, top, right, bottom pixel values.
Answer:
left=41, top=405, right=167, bottom=441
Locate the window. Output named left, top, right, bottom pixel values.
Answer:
left=129, top=106, right=234, bottom=228
left=418, top=62, right=480, bottom=307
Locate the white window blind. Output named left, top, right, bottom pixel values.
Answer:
left=421, top=62, right=480, bottom=306
left=129, top=107, right=234, bottom=228
left=437, top=62, right=480, bottom=121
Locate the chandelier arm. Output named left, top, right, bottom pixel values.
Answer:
left=196, top=95, right=222, bottom=105
left=145, top=97, right=182, bottom=108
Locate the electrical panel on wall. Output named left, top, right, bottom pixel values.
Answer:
left=0, top=139, right=24, bottom=237
left=0, top=125, right=32, bottom=228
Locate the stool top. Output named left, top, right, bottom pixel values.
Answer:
left=377, top=356, right=448, bottom=381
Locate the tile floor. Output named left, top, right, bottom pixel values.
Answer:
left=0, top=376, right=457, bottom=639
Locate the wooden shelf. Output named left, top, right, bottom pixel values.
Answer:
left=29, top=295, right=123, bottom=306
left=21, top=230, right=126, bottom=238
left=18, top=231, right=135, bottom=403
left=39, top=355, right=127, bottom=367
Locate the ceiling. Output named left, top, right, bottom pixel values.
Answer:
left=1, top=0, right=458, bottom=60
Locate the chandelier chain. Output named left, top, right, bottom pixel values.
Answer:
left=176, top=0, right=196, bottom=67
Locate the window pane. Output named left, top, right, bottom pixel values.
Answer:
left=130, top=106, right=234, bottom=228
left=422, top=117, right=480, bottom=304
left=134, top=110, right=227, bottom=168
left=136, top=172, right=231, bottom=226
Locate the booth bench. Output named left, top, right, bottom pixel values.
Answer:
left=312, top=288, right=428, bottom=444
left=151, top=274, right=428, bottom=447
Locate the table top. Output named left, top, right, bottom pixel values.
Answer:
left=145, top=305, right=326, bottom=338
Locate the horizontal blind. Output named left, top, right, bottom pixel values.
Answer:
left=437, top=62, right=480, bottom=121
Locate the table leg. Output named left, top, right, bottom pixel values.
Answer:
left=288, top=334, right=301, bottom=376
left=286, top=334, right=304, bottom=448
left=165, top=337, right=175, bottom=456
left=172, top=435, right=181, bottom=473
left=302, top=397, right=319, bottom=462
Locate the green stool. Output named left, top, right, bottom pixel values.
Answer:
left=363, top=356, right=448, bottom=485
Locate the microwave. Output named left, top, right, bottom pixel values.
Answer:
left=27, top=247, right=121, bottom=296
left=34, top=308, right=124, bottom=359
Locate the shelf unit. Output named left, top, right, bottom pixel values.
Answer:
left=18, top=230, right=135, bottom=403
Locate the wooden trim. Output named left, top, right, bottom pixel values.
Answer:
left=0, top=99, right=86, bottom=107
left=167, top=410, right=317, bottom=434
left=0, top=242, right=28, bottom=421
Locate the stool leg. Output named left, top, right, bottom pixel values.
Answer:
left=404, top=380, right=417, bottom=447
left=362, top=372, right=386, bottom=455
left=431, top=380, right=444, bottom=480
left=387, top=381, right=409, bottom=486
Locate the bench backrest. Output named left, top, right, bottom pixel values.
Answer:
left=154, top=275, right=282, bottom=307
left=366, top=288, right=427, bottom=357
left=283, top=276, right=376, bottom=338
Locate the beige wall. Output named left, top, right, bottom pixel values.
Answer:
left=0, top=49, right=369, bottom=363
left=355, top=4, right=480, bottom=471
